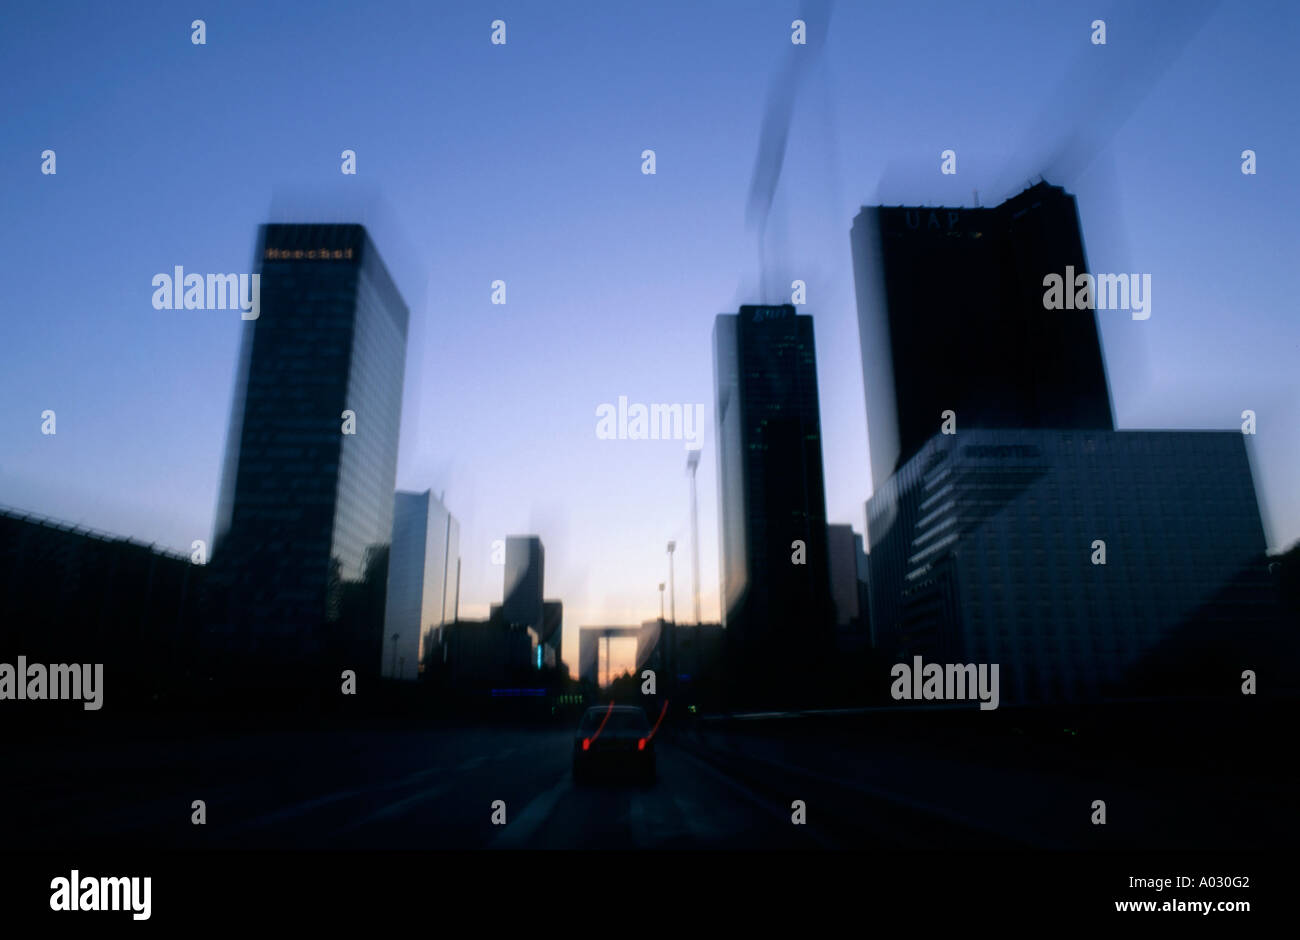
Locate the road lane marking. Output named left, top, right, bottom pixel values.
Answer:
left=672, top=747, right=836, bottom=848
left=489, top=775, right=570, bottom=849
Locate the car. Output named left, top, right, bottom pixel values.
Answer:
left=572, top=704, right=655, bottom=784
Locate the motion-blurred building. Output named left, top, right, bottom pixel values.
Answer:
left=0, top=507, right=204, bottom=701
left=635, top=619, right=725, bottom=700
left=498, top=535, right=563, bottom=670
left=827, top=524, right=871, bottom=654
left=578, top=626, right=641, bottom=687
left=854, top=184, right=1284, bottom=704
left=713, top=306, right=835, bottom=697
left=429, top=619, right=534, bottom=690
left=865, top=429, right=1273, bottom=704
left=851, top=181, right=1114, bottom=490
left=542, top=600, right=563, bottom=670
left=382, top=490, right=459, bottom=681
left=208, top=224, right=408, bottom=683
left=502, top=536, right=544, bottom=632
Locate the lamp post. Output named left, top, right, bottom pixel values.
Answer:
left=667, top=541, right=676, bottom=625
left=686, top=448, right=702, bottom=625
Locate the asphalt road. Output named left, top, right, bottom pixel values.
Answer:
left=5, top=712, right=1293, bottom=851
left=6, top=724, right=830, bottom=851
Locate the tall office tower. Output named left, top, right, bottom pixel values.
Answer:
left=382, top=491, right=460, bottom=681
left=713, top=305, right=834, bottom=698
left=209, top=224, right=408, bottom=682
left=502, top=536, right=545, bottom=636
left=541, top=600, right=563, bottom=668
left=865, top=429, right=1275, bottom=704
left=851, top=181, right=1114, bottom=489
left=827, top=524, right=871, bottom=653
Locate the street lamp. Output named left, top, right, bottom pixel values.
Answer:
left=686, top=448, right=702, bottom=625
left=667, top=541, right=676, bottom=625
left=658, top=582, right=665, bottom=621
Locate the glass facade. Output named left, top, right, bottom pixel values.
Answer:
left=866, top=429, right=1272, bottom=704
left=502, top=536, right=544, bottom=633
left=382, top=491, right=459, bottom=680
left=713, top=307, right=834, bottom=677
left=210, top=224, right=408, bottom=678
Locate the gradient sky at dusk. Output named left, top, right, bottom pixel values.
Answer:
left=2, top=1, right=1296, bottom=677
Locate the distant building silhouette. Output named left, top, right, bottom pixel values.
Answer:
left=383, top=490, right=459, bottom=681
left=208, top=224, right=408, bottom=685
left=0, top=507, right=204, bottom=702
left=851, top=182, right=1114, bottom=490
left=542, top=599, right=563, bottom=669
left=501, top=535, right=545, bottom=662
left=713, top=306, right=834, bottom=700
left=827, top=523, right=870, bottom=654
left=428, top=619, right=534, bottom=690
left=635, top=619, right=725, bottom=702
left=577, top=625, right=641, bottom=687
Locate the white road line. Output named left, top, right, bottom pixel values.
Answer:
left=673, top=747, right=836, bottom=848
left=335, top=782, right=453, bottom=834
left=236, top=787, right=367, bottom=831
left=233, top=762, right=454, bottom=832
left=489, top=775, right=570, bottom=849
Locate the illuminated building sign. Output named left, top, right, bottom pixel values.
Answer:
left=263, top=247, right=354, bottom=261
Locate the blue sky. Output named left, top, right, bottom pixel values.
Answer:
left=2, top=0, right=1296, bottom=675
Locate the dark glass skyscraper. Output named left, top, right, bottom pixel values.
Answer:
left=209, top=224, right=408, bottom=683
left=713, top=306, right=834, bottom=698
left=851, top=181, right=1114, bottom=488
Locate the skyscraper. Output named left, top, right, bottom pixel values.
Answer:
left=382, top=491, right=460, bottom=681
left=713, top=305, right=834, bottom=697
left=827, top=523, right=870, bottom=653
left=209, top=224, right=408, bottom=683
left=541, top=599, right=563, bottom=668
left=502, top=535, right=545, bottom=636
left=850, top=181, right=1114, bottom=489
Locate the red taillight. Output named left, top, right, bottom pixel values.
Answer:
left=638, top=738, right=646, bottom=751
left=582, top=738, right=590, bottom=751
